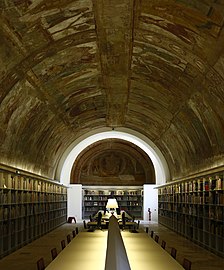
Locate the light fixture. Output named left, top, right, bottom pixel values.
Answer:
left=106, top=198, right=118, bottom=214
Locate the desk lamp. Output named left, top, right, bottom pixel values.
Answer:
left=106, top=198, right=118, bottom=215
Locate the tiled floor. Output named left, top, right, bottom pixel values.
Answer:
left=0, top=221, right=223, bottom=270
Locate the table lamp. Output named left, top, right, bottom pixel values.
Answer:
left=106, top=198, right=118, bottom=215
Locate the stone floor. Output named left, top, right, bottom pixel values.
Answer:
left=145, top=222, right=224, bottom=270
left=0, top=221, right=223, bottom=270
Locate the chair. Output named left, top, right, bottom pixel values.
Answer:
left=120, top=212, right=137, bottom=231
left=137, top=220, right=140, bottom=229
left=67, top=216, right=76, bottom=223
left=182, top=258, right=192, bottom=270
left=150, top=230, right=154, bottom=238
left=61, top=239, right=66, bottom=250
left=155, top=235, right=159, bottom=243
left=72, top=230, right=76, bottom=238
left=161, top=240, right=166, bottom=249
left=83, top=220, right=87, bottom=229
left=75, top=227, right=79, bottom=234
left=98, top=212, right=102, bottom=227
left=36, top=257, right=45, bottom=270
left=67, top=234, right=71, bottom=244
left=121, top=212, right=126, bottom=230
left=145, top=227, right=149, bottom=233
left=51, top=247, right=58, bottom=260
left=170, top=247, right=177, bottom=259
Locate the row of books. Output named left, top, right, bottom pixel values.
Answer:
left=159, top=176, right=223, bottom=195
left=84, top=195, right=142, bottom=201
left=159, top=193, right=224, bottom=204
left=159, top=202, right=223, bottom=216
left=0, top=203, right=67, bottom=220
left=0, top=214, right=67, bottom=237
left=84, top=189, right=142, bottom=196
left=84, top=201, right=106, bottom=206
left=0, top=192, right=67, bottom=204
left=0, top=173, right=66, bottom=193
left=0, top=209, right=67, bottom=230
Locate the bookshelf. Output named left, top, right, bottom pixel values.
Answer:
left=83, top=187, right=143, bottom=219
left=0, top=169, right=67, bottom=258
left=158, top=172, right=224, bottom=257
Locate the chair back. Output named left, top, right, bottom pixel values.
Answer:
left=122, top=212, right=126, bottom=225
left=150, top=230, right=154, bottom=238
left=75, top=227, right=79, bottom=234
left=37, top=257, right=45, bottom=270
left=161, top=240, right=166, bottom=249
left=83, top=220, right=87, bottom=229
left=51, top=248, right=57, bottom=260
left=72, top=230, right=76, bottom=238
left=155, top=235, right=159, bottom=243
left=97, top=212, right=102, bottom=228
left=137, top=220, right=140, bottom=229
left=170, top=247, right=177, bottom=259
left=67, top=234, right=71, bottom=244
left=183, top=258, right=192, bottom=270
left=61, top=239, right=66, bottom=250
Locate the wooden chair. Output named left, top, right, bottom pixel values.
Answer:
left=75, top=227, right=79, bottom=235
left=51, top=247, right=58, bottom=260
left=67, top=216, right=76, bottom=223
left=170, top=247, right=177, bottom=259
left=137, top=220, right=140, bottom=229
left=37, top=257, right=45, bottom=270
left=83, top=220, right=87, bottom=229
left=150, top=230, right=154, bottom=238
left=72, top=230, right=76, bottom=238
left=120, top=212, right=137, bottom=231
left=161, top=240, right=166, bottom=249
left=97, top=211, right=103, bottom=229
left=145, top=227, right=149, bottom=233
left=155, top=235, right=159, bottom=243
left=67, top=234, right=71, bottom=244
left=182, top=258, right=192, bottom=270
left=61, top=239, right=66, bottom=250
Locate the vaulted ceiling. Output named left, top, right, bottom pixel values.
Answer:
left=0, top=0, right=224, bottom=182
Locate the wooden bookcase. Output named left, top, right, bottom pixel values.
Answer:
left=83, top=187, right=143, bottom=219
left=0, top=169, right=67, bottom=258
left=158, top=172, right=224, bottom=257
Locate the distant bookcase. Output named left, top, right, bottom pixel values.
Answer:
left=0, top=169, right=67, bottom=258
left=83, top=187, right=143, bottom=219
left=158, top=171, right=224, bottom=258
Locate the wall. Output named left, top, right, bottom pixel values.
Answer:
left=143, top=184, right=158, bottom=222
left=67, top=184, right=82, bottom=221
left=67, top=184, right=158, bottom=222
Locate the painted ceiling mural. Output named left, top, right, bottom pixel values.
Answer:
left=0, top=0, right=224, bottom=182
left=70, top=139, right=155, bottom=185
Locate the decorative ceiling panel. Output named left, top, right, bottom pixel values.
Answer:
left=0, top=0, right=224, bottom=181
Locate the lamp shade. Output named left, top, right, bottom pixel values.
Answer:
left=106, top=198, right=118, bottom=209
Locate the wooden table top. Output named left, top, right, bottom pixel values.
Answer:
left=45, top=230, right=107, bottom=270
left=122, top=231, right=184, bottom=270
left=45, top=230, right=184, bottom=270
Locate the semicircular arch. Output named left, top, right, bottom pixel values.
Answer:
left=56, top=127, right=170, bottom=186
